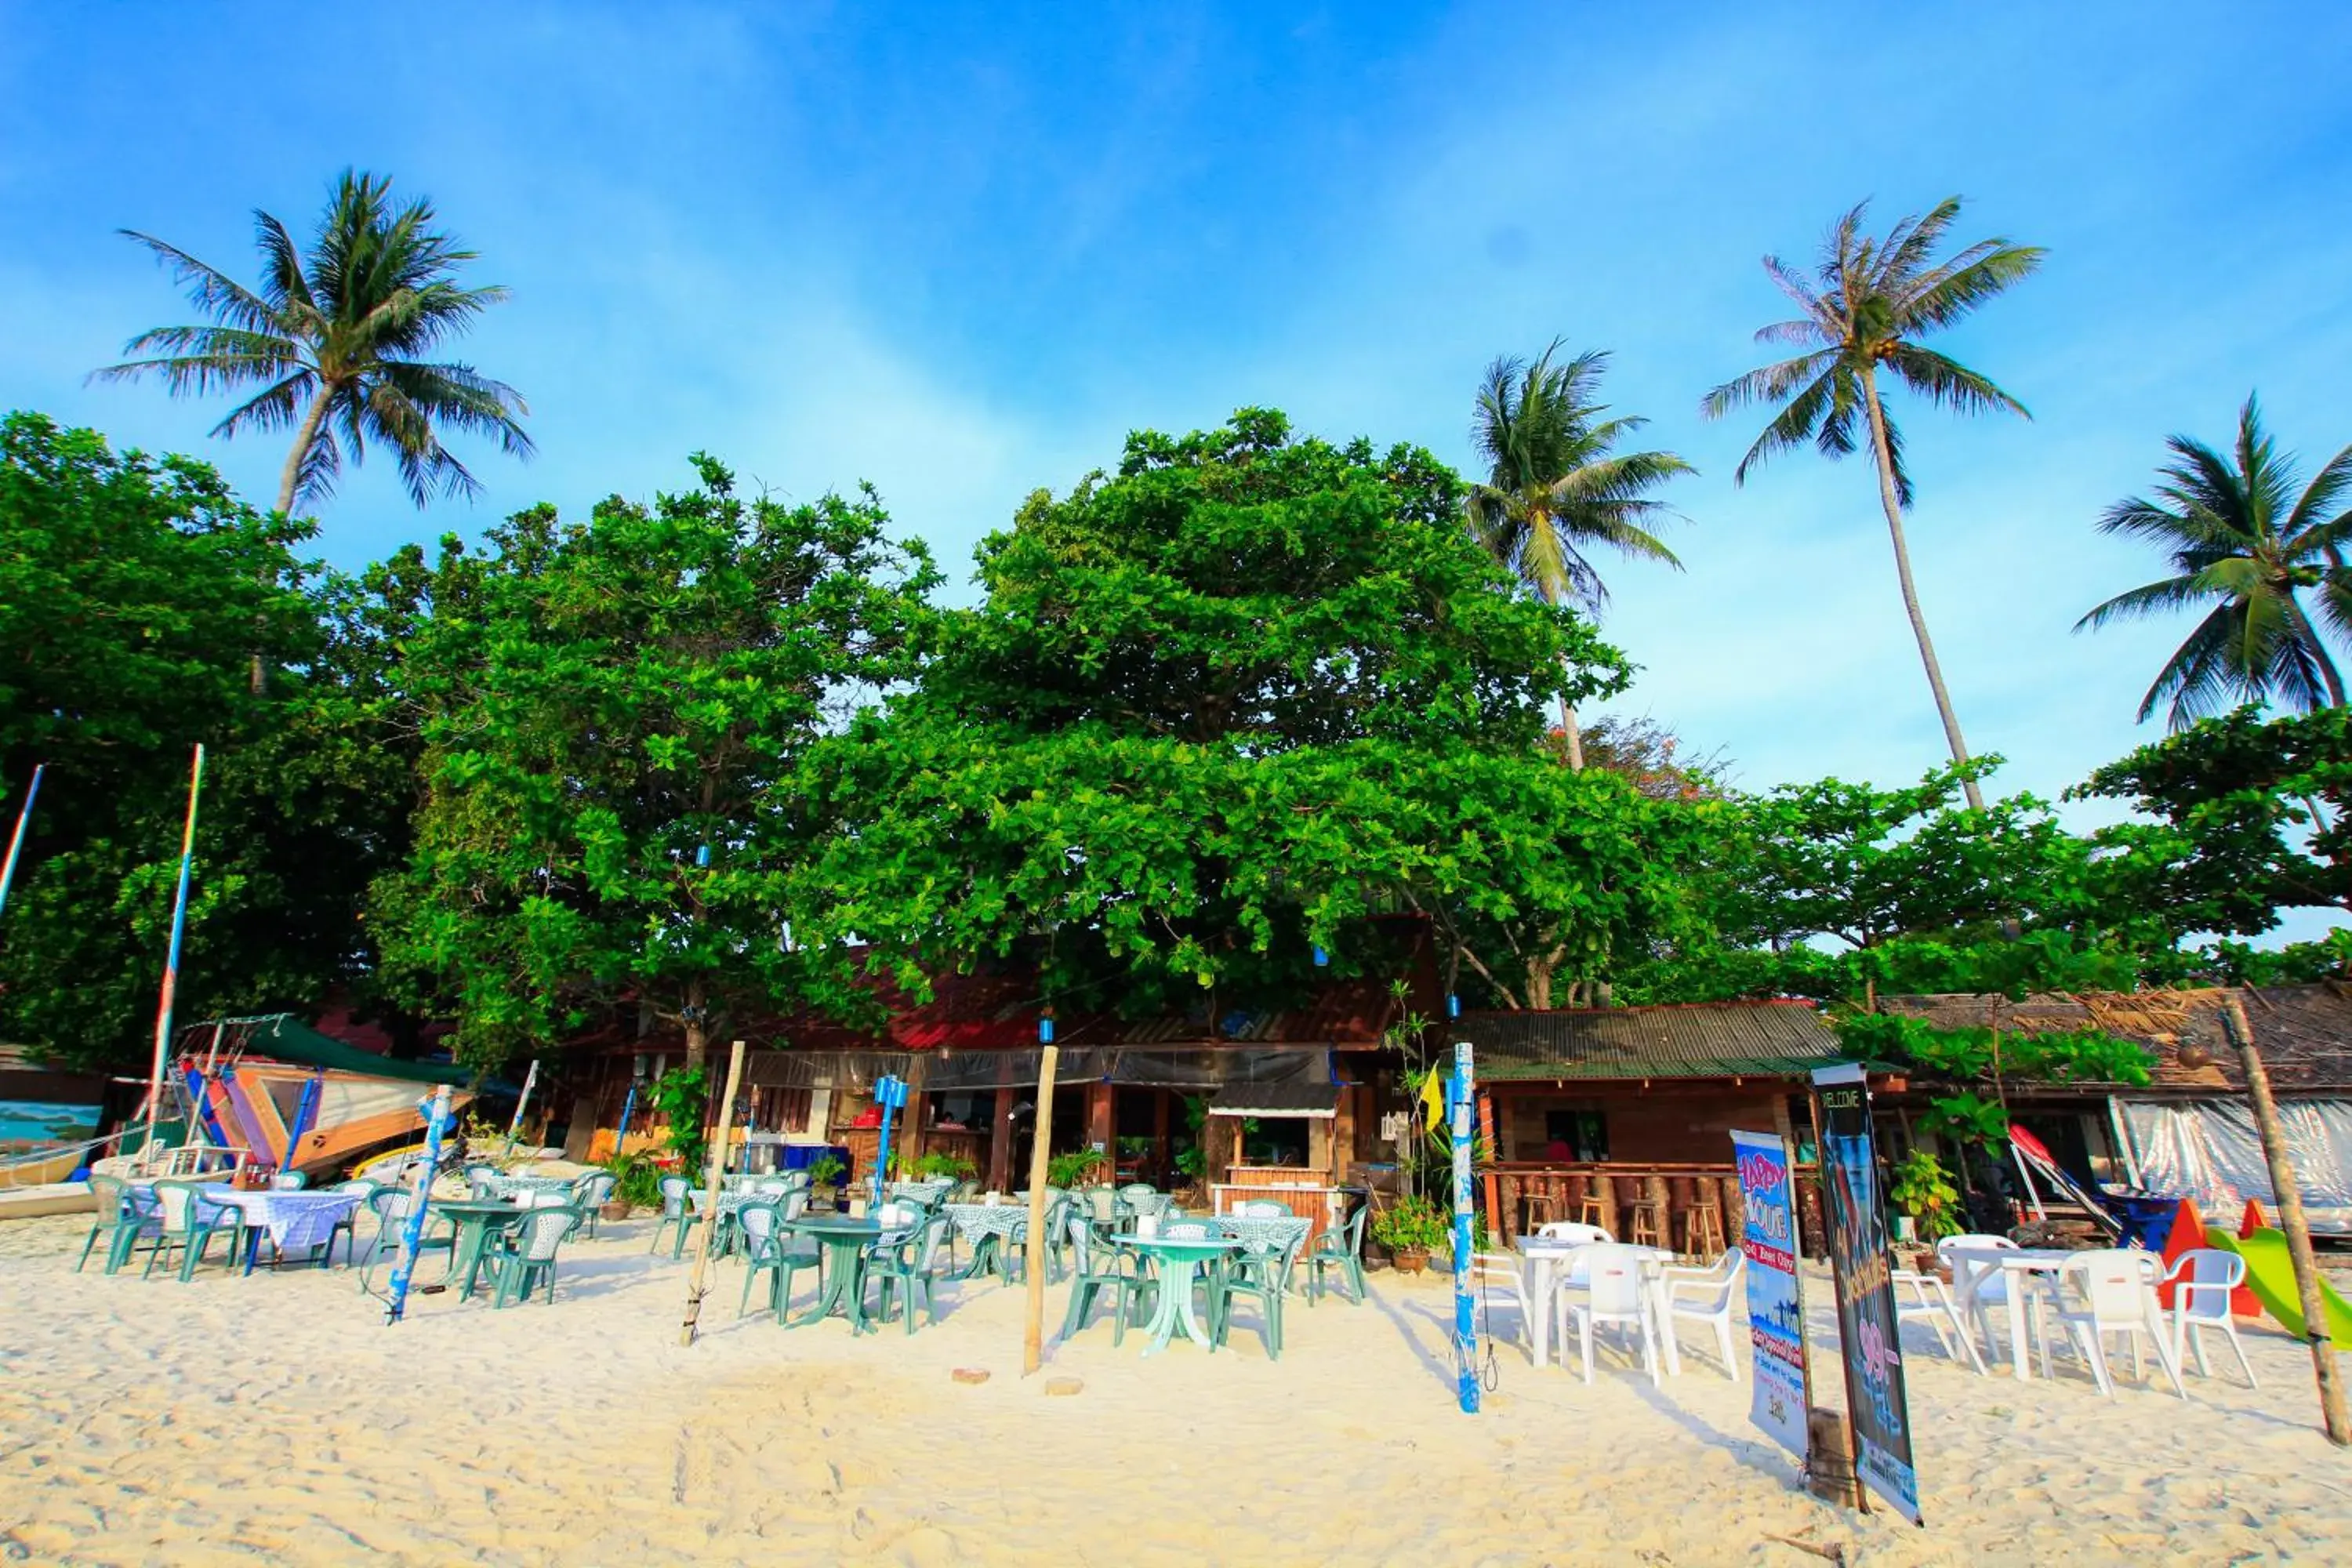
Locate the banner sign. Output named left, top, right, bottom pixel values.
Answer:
left=1731, top=1128, right=1810, bottom=1462
left=1811, top=1065, right=1921, bottom=1523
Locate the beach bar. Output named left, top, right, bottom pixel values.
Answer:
left=1450, top=1000, right=1850, bottom=1255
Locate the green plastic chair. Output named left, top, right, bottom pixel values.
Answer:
left=484, top=1205, right=582, bottom=1307
left=1308, top=1203, right=1369, bottom=1305
left=1213, top=1229, right=1298, bottom=1358
left=356, top=1187, right=456, bottom=1293
left=77, top=1174, right=158, bottom=1275
left=650, top=1175, right=703, bottom=1258
left=323, top=1179, right=379, bottom=1269
left=735, top=1202, right=818, bottom=1322
left=868, top=1213, right=953, bottom=1334
left=1059, top=1213, right=1144, bottom=1345
left=571, top=1173, right=616, bottom=1238
left=143, top=1179, right=245, bottom=1281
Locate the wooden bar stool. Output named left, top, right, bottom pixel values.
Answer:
left=1682, top=1200, right=1725, bottom=1259
left=1574, top=1192, right=1609, bottom=1229
left=1624, top=1196, right=1664, bottom=1248
left=1519, top=1188, right=1559, bottom=1234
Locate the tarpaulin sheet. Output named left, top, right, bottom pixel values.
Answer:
left=2116, top=1097, right=2352, bottom=1236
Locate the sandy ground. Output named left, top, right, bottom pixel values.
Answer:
left=3, top=1213, right=2350, bottom=1567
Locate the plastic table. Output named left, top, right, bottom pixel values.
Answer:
left=943, top=1203, right=1029, bottom=1280
left=782, top=1215, right=882, bottom=1331
left=199, top=1186, right=365, bottom=1275
left=1944, top=1244, right=2082, bottom=1378
left=1115, top=1234, right=1241, bottom=1354
left=433, top=1200, right=528, bottom=1299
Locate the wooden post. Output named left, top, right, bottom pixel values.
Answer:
left=2221, top=995, right=2351, bottom=1446
left=1022, top=1045, right=1060, bottom=1375
left=679, top=1039, right=748, bottom=1347
left=989, top=1084, right=1017, bottom=1191
left=1476, top=1088, right=1501, bottom=1242
left=1152, top=1089, right=1171, bottom=1184
left=1086, top=1080, right=1113, bottom=1179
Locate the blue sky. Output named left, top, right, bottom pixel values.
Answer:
left=4, top=2, right=2350, bottom=820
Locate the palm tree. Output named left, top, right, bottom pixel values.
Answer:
left=2077, top=395, right=2352, bottom=728
left=95, top=169, right=532, bottom=521
left=1701, top=198, right=2042, bottom=811
left=1469, top=340, right=1692, bottom=768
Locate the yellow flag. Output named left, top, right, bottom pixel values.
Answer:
left=1418, top=1069, right=1446, bottom=1132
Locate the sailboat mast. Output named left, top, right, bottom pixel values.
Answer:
left=141, top=745, right=206, bottom=1168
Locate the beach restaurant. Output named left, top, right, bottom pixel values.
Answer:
left=556, top=953, right=1444, bottom=1250
left=1449, top=1000, right=1851, bottom=1258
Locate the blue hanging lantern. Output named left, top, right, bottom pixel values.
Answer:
left=1039, top=1014, right=1055, bottom=1044
left=1312, top=944, right=1330, bottom=967
left=1447, top=993, right=1461, bottom=1018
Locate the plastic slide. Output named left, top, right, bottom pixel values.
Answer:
left=2205, top=1227, right=2352, bottom=1349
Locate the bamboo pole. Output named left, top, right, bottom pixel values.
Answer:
left=2220, top=995, right=2350, bottom=1446
left=680, top=1040, right=748, bottom=1348
left=0, top=761, right=44, bottom=921
left=1022, top=1044, right=1060, bottom=1375
left=142, top=745, right=205, bottom=1171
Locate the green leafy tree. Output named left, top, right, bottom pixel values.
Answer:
left=793, top=410, right=1653, bottom=1017
left=1468, top=342, right=1693, bottom=768
left=2074, top=705, right=2352, bottom=948
left=1703, top=198, right=2043, bottom=811
left=96, top=169, right=530, bottom=521
left=368, top=454, right=938, bottom=1074
left=0, top=413, right=404, bottom=1069
left=2076, top=395, right=2352, bottom=728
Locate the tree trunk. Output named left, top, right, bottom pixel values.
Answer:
left=1557, top=688, right=1584, bottom=771
left=254, top=388, right=336, bottom=697
left=684, top=976, right=708, bottom=1072
left=2220, top=995, right=2351, bottom=1446
left=1858, top=368, right=1984, bottom=813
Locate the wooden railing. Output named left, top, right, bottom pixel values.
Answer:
left=1487, top=1160, right=1823, bottom=1258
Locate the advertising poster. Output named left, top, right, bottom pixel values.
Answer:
left=1731, top=1128, right=1810, bottom=1462
left=1810, top=1065, right=1921, bottom=1523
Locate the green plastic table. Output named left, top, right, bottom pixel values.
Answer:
left=783, top=1215, right=883, bottom=1332
left=1115, top=1234, right=1240, bottom=1354
left=434, top=1200, right=527, bottom=1299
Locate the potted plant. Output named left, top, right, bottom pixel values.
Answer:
left=1371, top=1194, right=1448, bottom=1274
left=808, top=1153, right=847, bottom=1209
left=1046, top=1149, right=1104, bottom=1189
left=1889, top=1149, right=1962, bottom=1273
left=603, top=1152, right=659, bottom=1218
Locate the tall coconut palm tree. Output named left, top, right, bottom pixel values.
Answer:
left=2077, top=395, right=2352, bottom=728
left=95, top=169, right=532, bottom=521
left=1469, top=340, right=1692, bottom=768
left=1702, top=198, right=2042, bottom=811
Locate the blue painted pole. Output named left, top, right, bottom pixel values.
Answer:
left=385, top=1085, right=455, bottom=1325
left=140, top=745, right=205, bottom=1166
left=0, top=762, right=44, bottom=923
left=283, top=1073, right=323, bottom=1173
left=617, top=1082, right=640, bottom=1149
left=1450, top=1040, right=1479, bottom=1414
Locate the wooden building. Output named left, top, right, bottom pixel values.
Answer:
left=1450, top=1000, right=1852, bottom=1256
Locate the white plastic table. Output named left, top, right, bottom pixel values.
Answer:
left=1515, top=1239, right=1677, bottom=1371
left=1944, top=1245, right=2075, bottom=1378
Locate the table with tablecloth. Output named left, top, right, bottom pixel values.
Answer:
left=198, top=1185, right=365, bottom=1273
left=943, top=1203, right=1031, bottom=1279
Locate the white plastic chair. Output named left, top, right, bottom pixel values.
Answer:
left=1661, top=1251, right=1744, bottom=1380
left=1534, top=1221, right=1613, bottom=1245
left=2167, top=1248, right=2257, bottom=1388
left=2051, top=1250, right=2185, bottom=1398
left=1893, top=1268, right=1987, bottom=1374
left=1466, top=1252, right=1535, bottom=1353
left=1554, top=1243, right=1662, bottom=1385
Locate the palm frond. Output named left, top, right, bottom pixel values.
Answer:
left=1726, top=362, right=1838, bottom=485
left=1881, top=345, right=2030, bottom=419
left=114, top=231, right=289, bottom=337
left=1700, top=350, right=1837, bottom=419
left=1899, top=242, right=2045, bottom=332
left=2074, top=574, right=2216, bottom=631
left=210, top=372, right=319, bottom=439
left=2139, top=604, right=2250, bottom=728
left=2281, top=441, right=2352, bottom=550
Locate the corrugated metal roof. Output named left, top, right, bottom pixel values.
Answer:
left=1451, top=1001, right=1844, bottom=1081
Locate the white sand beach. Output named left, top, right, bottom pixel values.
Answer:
left=3, top=1215, right=2349, bottom=1566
